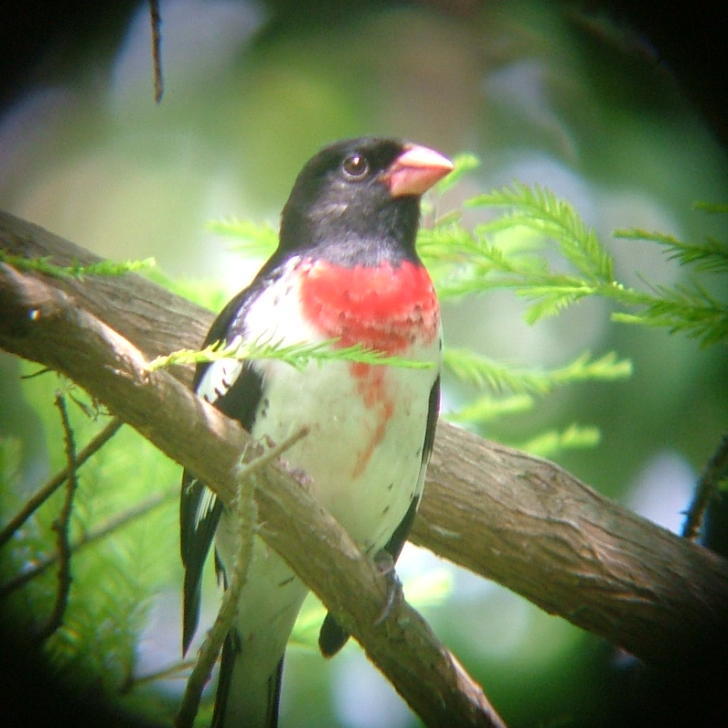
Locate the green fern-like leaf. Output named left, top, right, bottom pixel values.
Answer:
left=149, top=337, right=434, bottom=372
left=447, top=393, right=534, bottom=424
left=612, top=282, right=728, bottom=346
left=0, top=252, right=155, bottom=279
left=516, top=423, right=601, bottom=458
left=466, top=183, right=614, bottom=283
left=417, top=224, right=479, bottom=264
left=143, top=268, right=230, bottom=311
left=434, top=152, right=480, bottom=194
left=207, top=217, right=278, bottom=259
left=517, top=283, right=595, bottom=323
left=443, top=348, right=631, bottom=395
left=614, top=228, right=728, bottom=274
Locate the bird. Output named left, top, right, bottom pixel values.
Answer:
left=180, top=137, right=452, bottom=727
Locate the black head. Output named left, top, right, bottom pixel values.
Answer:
left=277, top=137, right=452, bottom=267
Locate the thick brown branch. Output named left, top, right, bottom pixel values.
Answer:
left=0, top=210, right=210, bottom=372
left=2, top=209, right=728, bottom=671
left=0, top=244, right=503, bottom=726
left=414, top=425, right=728, bottom=666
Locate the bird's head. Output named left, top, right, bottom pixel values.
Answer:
left=278, top=137, right=452, bottom=265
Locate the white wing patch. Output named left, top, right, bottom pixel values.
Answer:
left=183, top=475, right=219, bottom=529
left=192, top=335, right=248, bottom=528
left=196, top=334, right=245, bottom=405
left=194, top=486, right=218, bottom=529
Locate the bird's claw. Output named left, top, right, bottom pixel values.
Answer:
left=373, top=550, right=402, bottom=626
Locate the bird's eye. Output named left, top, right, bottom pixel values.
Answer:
left=342, top=153, right=369, bottom=179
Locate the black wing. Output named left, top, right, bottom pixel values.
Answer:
left=384, top=375, right=439, bottom=561
left=180, top=286, right=265, bottom=653
left=319, top=375, right=440, bottom=656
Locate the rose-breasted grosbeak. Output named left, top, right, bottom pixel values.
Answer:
left=180, top=137, right=452, bottom=727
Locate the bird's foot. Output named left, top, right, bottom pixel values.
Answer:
left=373, top=550, right=402, bottom=626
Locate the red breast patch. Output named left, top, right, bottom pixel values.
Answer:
left=299, top=258, right=439, bottom=478
left=298, top=259, right=439, bottom=353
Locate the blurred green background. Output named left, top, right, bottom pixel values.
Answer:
left=1, top=1, right=726, bottom=727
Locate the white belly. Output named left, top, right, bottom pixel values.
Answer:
left=207, top=256, right=439, bottom=682
left=253, top=352, right=435, bottom=552
left=239, top=255, right=440, bottom=553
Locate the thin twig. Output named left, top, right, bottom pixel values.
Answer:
left=174, top=467, right=256, bottom=728
left=34, top=394, right=79, bottom=642
left=121, top=658, right=196, bottom=694
left=0, top=417, right=123, bottom=548
left=682, top=433, right=728, bottom=540
left=0, top=490, right=175, bottom=598
left=148, top=0, right=163, bottom=102
left=175, top=427, right=308, bottom=728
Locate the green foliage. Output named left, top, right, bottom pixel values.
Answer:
left=516, top=424, right=601, bottom=459
left=447, top=393, right=534, bottom=425
left=1, top=366, right=180, bottom=719
left=443, top=349, right=631, bottom=397
left=0, top=436, right=22, bottom=489
left=610, top=282, right=727, bottom=345
left=442, top=348, right=630, bottom=448
left=419, top=167, right=726, bottom=451
left=431, top=152, right=481, bottom=195
left=614, top=228, right=728, bottom=274
left=149, top=337, right=434, bottom=373
left=467, top=183, right=615, bottom=284
left=142, top=267, right=230, bottom=312
left=207, top=217, right=278, bottom=260
left=0, top=251, right=155, bottom=279
left=422, top=178, right=727, bottom=347
left=693, top=201, right=728, bottom=214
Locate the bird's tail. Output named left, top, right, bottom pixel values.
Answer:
left=209, top=578, right=307, bottom=728
left=212, top=632, right=284, bottom=728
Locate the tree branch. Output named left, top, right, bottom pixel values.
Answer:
left=682, top=433, right=728, bottom=540
left=413, top=425, right=728, bottom=666
left=0, top=216, right=504, bottom=727
left=148, top=0, right=164, bottom=103
left=2, top=210, right=727, bottom=687
left=33, top=393, right=78, bottom=642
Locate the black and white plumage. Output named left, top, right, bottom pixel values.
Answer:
left=180, top=137, right=452, bottom=727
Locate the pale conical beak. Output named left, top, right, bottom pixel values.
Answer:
left=383, top=143, right=454, bottom=197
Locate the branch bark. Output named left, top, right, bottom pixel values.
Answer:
left=2, top=210, right=727, bottom=688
